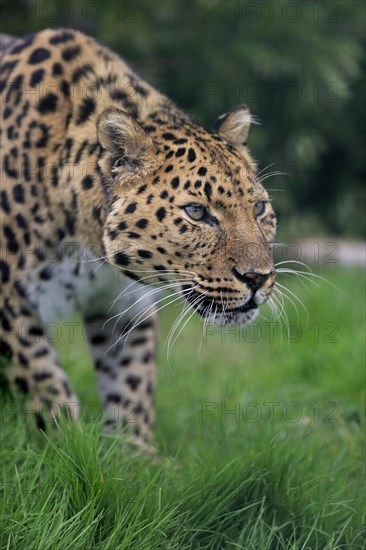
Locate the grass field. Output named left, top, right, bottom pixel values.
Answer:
left=0, top=266, right=365, bottom=549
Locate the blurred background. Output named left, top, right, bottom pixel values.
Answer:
left=1, top=0, right=365, bottom=245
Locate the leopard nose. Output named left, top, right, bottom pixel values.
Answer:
left=231, top=268, right=272, bottom=291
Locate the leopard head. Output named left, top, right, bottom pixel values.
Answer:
left=97, top=105, right=276, bottom=326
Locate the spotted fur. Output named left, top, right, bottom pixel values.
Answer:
left=0, top=29, right=277, bottom=449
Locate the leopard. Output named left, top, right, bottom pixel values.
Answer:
left=0, top=28, right=277, bottom=452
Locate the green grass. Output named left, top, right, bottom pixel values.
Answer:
left=1, top=266, right=365, bottom=549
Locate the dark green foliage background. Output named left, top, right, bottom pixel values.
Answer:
left=1, top=0, right=365, bottom=237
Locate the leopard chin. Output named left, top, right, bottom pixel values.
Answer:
left=184, top=289, right=259, bottom=327
left=201, top=307, right=259, bottom=327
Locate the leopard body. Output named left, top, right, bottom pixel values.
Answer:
left=0, top=29, right=276, bottom=448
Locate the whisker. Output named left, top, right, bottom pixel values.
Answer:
left=276, top=267, right=338, bottom=290
left=256, top=162, right=276, bottom=177
left=165, top=301, right=194, bottom=362
left=257, top=171, right=288, bottom=184
left=276, top=269, right=321, bottom=292
left=199, top=296, right=215, bottom=358
left=274, top=285, right=301, bottom=322
left=275, top=260, right=313, bottom=271
left=167, top=294, right=205, bottom=358
left=114, top=284, right=193, bottom=336
left=271, top=288, right=290, bottom=342
left=105, top=282, right=186, bottom=333
left=266, top=294, right=283, bottom=322
left=111, top=284, right=200, bottom=355
left=164, top=301, right=191, bottom=361
left=108, top=276, right=192, bottom=312
left=165, top=288, right=202, bottom=349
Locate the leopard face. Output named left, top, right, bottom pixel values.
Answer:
left=99, top=107, right=276, bottom=326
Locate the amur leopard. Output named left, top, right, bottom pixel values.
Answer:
left=0, top=29, right=276, bottom=451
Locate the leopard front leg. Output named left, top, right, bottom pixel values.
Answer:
left=1, top=290, right=79, bottom=428
left=83, top=305, right=157, bottom=451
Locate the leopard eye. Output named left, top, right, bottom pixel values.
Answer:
left=253, top=201, right=266, bottom=217
left=183, top=204, right=207, bottom=221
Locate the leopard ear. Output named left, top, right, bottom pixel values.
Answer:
left=97, top=108, right=158, bottom=182
left=213, top=104, right=254, bottom=148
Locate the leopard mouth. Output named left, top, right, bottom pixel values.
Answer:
left=183, top=287, right=259, bottom=326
